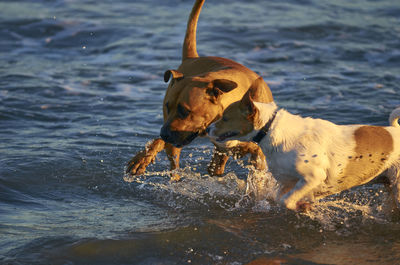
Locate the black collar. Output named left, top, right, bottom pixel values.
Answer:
left=252, top=110, right=278, bottom=143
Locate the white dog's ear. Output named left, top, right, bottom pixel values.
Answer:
left=248, top=77, right=274, bottom=103
left=240, top=90, right=256, bottom=114
left=253, top=101, right=278, bottom=129
left=240, top=90, right=275, bottom=129
left=164, top=70, right=184, bottom=82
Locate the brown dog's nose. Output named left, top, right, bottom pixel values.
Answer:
left=160, top=124, right=185, bottom=147
left=160, top=124, right=199, bottom=147
left=160, top=124, right=173, bottom=143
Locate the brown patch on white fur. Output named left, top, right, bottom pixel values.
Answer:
left=338, top=126, right=394, bottom=189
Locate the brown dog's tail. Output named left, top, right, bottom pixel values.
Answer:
left=182, top=0, right=205, bottom=60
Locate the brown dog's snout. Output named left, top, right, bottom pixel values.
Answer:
left=160, top=123, right=173, bottom=142
left=160, top=123, right=199, bottom=147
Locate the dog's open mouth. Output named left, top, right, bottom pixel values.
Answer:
left=217, top=131, right=239, bottom=142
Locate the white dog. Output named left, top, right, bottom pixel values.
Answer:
left=208, top=77, right=400, bottom=211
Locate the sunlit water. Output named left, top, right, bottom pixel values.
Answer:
left=1, top=0, right=400, bottom=264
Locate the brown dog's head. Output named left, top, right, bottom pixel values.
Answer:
left=158, top=1, right=273, bottom=147
left=160, top=65, right=239, bottom=147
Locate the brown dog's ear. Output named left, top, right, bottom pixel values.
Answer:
left=207, top=79, right=238, bottom=99
left=164, top=70, right=184, bottom=83
left=248, top=77, right=274, bottom=103
left=213, top=79, right=237, bottom=93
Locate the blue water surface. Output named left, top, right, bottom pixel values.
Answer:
left=1, top=0, right=400, bottom=264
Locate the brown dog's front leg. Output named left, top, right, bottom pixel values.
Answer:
left=165, top=143, right=182, bottom=181
left=231, top=142, right=267, bottom=171
left=126, top=138, right=165, bottom=175
left=207, top=142, right=266, bottom=176
left=208, top=146, right=229, bottom=176
left=245, top=142, right=267, bottom=171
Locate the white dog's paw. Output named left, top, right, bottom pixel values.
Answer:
left=296, top=201, right=311, bottom=212
left=286, top=202, right=297, bottom=211
left=282, top=197, right=297, bottom=210
left=281, top=196, right=312, bottom=212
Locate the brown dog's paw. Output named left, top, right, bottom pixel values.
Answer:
left=169, top=172, right=182, bottom=182
left=125, top=138, right=165, bottom=175
left=207, top=163, right=225, bottom=177
left=296, top=201, right=312, bottom=212
left=126, top=150, right=155, bottom=175
left=207, top=150, right=229, bottom=176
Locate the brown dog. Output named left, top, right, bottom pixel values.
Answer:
left=126, top=0, right=273, bottom=180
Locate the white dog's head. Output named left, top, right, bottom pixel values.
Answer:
left=208, top=77, right=277, bottom=144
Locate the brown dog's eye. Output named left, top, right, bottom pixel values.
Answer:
left=207, top=87, right=221, bottom=99
left=177, top=103, right=190, bottom=119
left=222, top=116, right=228, bottom=122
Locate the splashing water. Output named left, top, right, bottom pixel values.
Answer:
left=307, top=185, right=396, bottom=232
left=125, top=164, right=398, bottom=232
left=124, top=166, right=249, bottom=210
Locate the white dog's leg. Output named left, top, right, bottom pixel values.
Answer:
left=281, top=168, right=326, bottom=210
left=386, top=164, right=400, bottom=210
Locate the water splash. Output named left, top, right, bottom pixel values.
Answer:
left=124, top=166, right=247, bottom=210
left=305, top=185, right=396, bottom=232
left=245, top=170, right=398, bottom=230
left=124, top=165, right=398, bottom=230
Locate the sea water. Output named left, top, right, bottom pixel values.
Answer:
left=1, top=0, right=400, bottom=264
